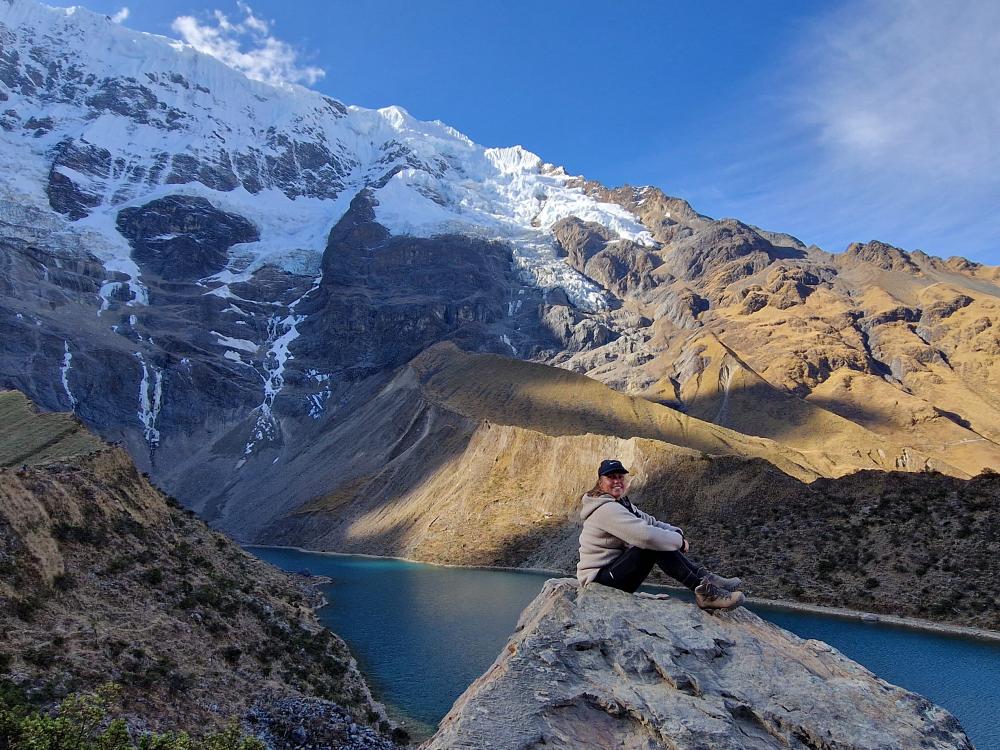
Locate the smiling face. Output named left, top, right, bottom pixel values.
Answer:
left=598, top=471, right=628, bottom=498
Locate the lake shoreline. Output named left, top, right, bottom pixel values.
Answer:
left=245, top=544, right=1000, bottom=644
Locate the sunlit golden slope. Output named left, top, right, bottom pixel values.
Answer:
left=409, top=342, right=954, bottom=478
left=266, top=342, right=960, bottom=573
left=546, top=185, right=1000, bottom=476
left=0, top=390, right=104, bottom=467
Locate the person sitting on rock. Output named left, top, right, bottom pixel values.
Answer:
left=576, top=459, right=745, bottom=610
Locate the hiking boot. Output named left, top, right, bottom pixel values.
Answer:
left=695, top=578, right=746, bottom=610
left=703, top=572, right=743, bottom=591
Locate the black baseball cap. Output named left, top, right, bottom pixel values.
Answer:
left=598, top=459, right=629, bottom=476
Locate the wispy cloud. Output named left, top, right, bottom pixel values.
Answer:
left=171, top=2, right=325, bottom=87
left=110, top=6, right=129, bottom=24
left=675, top=0, right=1000, bottom=262
left=799, top=0, right=1000, bottom=182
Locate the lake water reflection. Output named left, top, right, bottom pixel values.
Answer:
left=246, top=547, right=1000, bottom=749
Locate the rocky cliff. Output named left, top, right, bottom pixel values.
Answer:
left=424, top=579, right=973, bottom=749
left=0, top=390, right=403, bottom=748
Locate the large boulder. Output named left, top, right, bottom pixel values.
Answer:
left=424, top=579, right=972, bottom=750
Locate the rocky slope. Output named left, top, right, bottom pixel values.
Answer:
left=0, top=0, right=998, bottom=632
left=547, top=195, right=1000, bottom=479
left=424, top=579, right=973, bottom=749
left=0, top=390, right=403, bottom=748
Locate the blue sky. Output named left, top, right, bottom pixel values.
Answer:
left=87, top=1, right=999, bottom=264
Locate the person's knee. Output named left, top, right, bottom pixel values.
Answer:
left=636, top=547, right=660, bottom=563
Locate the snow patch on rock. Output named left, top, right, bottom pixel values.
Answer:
left=212, top=331, right=258, bottom=353
left=134, top=352, right=163, bottom=446
left=60, top=341, right=77, bottom=410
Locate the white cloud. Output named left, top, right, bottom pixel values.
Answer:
left=682, top=0, right=1000, bottom=262
left=797, top=0, right=1000, bottom=180
left=171, top=3, right=325, bottom=87
left=110, top=6, right=129, bottom=24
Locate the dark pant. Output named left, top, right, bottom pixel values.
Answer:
left=594, top=546, right=708, bottom=593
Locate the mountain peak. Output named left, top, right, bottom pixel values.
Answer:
left=2, top=0, right=656, bottom=311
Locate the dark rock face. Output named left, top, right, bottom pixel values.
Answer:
left=552, top=216, right=616, bottom=270
left=116, top=196, right=258, bottom=281
left=44, top=138, right=113, bottom=218
left=165, top=151, right=239, bottom=192
left=85, top=76, right=161, bottom=122
left=258, top=131, right=354, bottom=200
left=51, top=138, right=113, bottom=178
left=300, top=190, right=522, bottom=373
left=540, top=305, right=618, bottom=351
left=46, top=169, right=101, bottom=220
left=584, top=240, right=661, bottom=297
left=551, top=216, right=661, bottom=297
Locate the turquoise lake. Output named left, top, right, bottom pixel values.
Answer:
left=247, top=546, right=1000, bottom=749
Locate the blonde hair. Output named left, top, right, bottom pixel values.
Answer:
left=584, top=480, right=607, bottom=498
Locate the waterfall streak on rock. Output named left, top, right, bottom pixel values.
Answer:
left=60, top=341, right=77, bottom=410
left=134, top=352, right=163, bottom=446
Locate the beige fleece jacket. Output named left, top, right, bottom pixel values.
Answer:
left=576, top=493, right=685, bottom=585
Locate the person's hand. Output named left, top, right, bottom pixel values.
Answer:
left=681, top=538, right=690, bottom=553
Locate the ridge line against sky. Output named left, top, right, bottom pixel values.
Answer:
left=98, top=1, right=1000, bottom=264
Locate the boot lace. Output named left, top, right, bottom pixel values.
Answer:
left=698, top=578, right=725, bottom=601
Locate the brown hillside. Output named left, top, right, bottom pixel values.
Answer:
left=409, top=342, right=945, bottom=479
left=0, top=393, right=401, bottom=747
left=546, top=185, right=1000, bottom=477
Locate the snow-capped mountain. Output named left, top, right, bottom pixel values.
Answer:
left=1, top=0, right=650, bottom=312
left=2, top=0, right=674, bottom=526
left=3, top=0, right=999, bottom=546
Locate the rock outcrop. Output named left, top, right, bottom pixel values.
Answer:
left=117, top=195, right=259, bottom=281
left=425, top=580, right=973, bottom=750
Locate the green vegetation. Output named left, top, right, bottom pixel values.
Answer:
left=12, top=594, right=45, bottom=623
left=141, top=567, right=164, bottom=586
left=0, top=681, right=264, bottom=750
